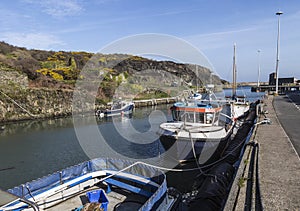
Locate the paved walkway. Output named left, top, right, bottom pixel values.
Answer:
left=256, top=95, right=300, bottom=210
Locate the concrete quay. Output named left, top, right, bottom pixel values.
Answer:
left=133, top=97, right=177, bottom=107
left=225, top=95, right=300, bottom=210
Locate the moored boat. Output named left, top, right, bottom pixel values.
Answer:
left=0, top=158, right=179, bottom=211
left=188, top=92, right=202, bottom=101
left=158, top=99, right=235, bottom=164
left=227, top=95, right=250, bottom=119
left=96, top=100, right=134, bottom=118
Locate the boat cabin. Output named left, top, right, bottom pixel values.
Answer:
left=111, top=101, right=127, bottom=110
left=171, top=102, right=222, bottom=125
left=234, top=95, right=248, bottom=105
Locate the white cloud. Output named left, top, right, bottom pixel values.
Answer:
left=23, top=0, right=83, bottom=17
left=1, top=32, right=65, bottom=50
left=185, top=27, right=257, bottom=50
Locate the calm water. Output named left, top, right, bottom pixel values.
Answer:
left=0, top=104, right=175, bottom=189
left=223, top=86, right=266, bottom=102
left=0, top=87, right=265, bottom=190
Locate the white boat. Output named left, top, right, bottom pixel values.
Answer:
left=158, top=98, right=235, bottom=163
left=188, top=92, right=202, bottom=101
left=0, top=158, right=179, bottom=211
left=96, top=100, right=134, bottom=118
left=229, top=95, right=249, bottom=119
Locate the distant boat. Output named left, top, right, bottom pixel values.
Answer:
left=96, top=100, right=134, bottom=117
left=188, top=92, right=202, bottom=101
left=0, top=158, right=179, bottom=211
left=158, top=89, right=235, bottom=163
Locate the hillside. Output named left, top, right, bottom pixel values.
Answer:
left=0, top=41, right=225, bottom=122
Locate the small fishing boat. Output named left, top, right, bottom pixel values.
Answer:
left=158, top=98, right=235, bottom=163
left=0, top=158, right=179, bottom=211
left=228, top=95, right=249, bottom=119
left=188, top=92, right=202, bottom=101
left=96, top=100, right=134, bottom=118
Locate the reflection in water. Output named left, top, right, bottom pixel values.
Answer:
left=0, top=104, right=171, bottom=189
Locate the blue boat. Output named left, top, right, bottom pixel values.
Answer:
left=96, top=101, right=134, bottom=117
left=0, top=158, right=179, bottom=211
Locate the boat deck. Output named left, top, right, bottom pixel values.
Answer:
left=46, top=185, right=147, bottom=211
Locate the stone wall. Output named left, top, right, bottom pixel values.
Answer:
left=0, top=88, right=95, bottom=123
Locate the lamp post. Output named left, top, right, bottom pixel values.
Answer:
left=275, top=11, right=283, bottom=95
left=257, top=49, right=261, bottom=89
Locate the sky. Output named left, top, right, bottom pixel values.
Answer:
left=0, top=0, right=299, bottom=82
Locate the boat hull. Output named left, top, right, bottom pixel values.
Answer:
left=96, top=103, right=134, bottom=117
left=104, top=104, right=134, bottom=117
left=159, top=129, right=233, bottom=164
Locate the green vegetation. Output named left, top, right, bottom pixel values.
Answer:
left=238, top=177, right=248, bottom=188
left=134, top=90, right=169, bottom=100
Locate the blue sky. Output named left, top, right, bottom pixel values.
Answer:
left=0, top=0, right=299, bottom=82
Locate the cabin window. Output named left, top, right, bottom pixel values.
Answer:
left=206, top=113, right=214, bottom=124
left=195, top=113, right=204, bottom=123
left=172, top=110, right=178, bottom=121
left=184, top=112, right=194, bottom=123
left=172, top=110, right=184, bottom=121
left=214, top=112, right=219, bottom=124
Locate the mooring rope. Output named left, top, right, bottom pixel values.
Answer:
left=0, top=89, right=36, bottom=117
left=255, top=143, right=263, bottom=211
left=136, top=132, right=250, bottom=173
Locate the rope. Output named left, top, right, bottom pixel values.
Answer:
left=189, top=130, right=204, bottom=175
left=138, top=129, right=250, bottom=173
left=255, top=144, right=263, bottom=211
left=19, top=198, right=39, bottom=211
left=244, top=142, right=264, bottom=211
left=23, top=185, right=36, bottom=202
left=0, top=90, right=36, bottom=117
left=255, top=118, right=271, bottom=125
left=244, top=142, right=256, bottom=211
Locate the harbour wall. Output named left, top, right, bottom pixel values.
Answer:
left=0, top=88, right=74, bottom=123
left=0, top=87, right=101, bottom=123
left=133, top=97, right=178, bottom=107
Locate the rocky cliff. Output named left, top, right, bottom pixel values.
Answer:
left=0, top=42, right=225, bottom=122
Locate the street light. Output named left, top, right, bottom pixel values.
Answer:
left=257, top=49, right=261, bottom=88
left=275, top=11, right=283, bottom=95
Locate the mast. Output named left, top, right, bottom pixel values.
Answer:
left=232, top=43, right=237, bottom=98
left=196, top=64, right=198, bottom=91
left=257, top=49, right=261, bottom=88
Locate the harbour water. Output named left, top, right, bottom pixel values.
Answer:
left=0, top=104, right=172, bottom=189
left=223, top=86, right=266, bottom=102
left=0, top=87, right=266, bottom=191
